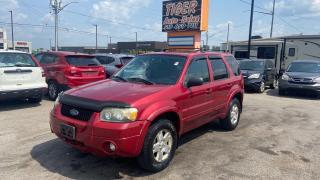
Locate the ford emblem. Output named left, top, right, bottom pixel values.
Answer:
left=70, top=109, right=79, bottom=116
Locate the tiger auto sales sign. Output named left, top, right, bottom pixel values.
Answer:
left=162, top=0, right=207, bottom=32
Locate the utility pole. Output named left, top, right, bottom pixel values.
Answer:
left=270, top=0, right=276, bottom=38
left=9, top=10, right=14, bottom=50
left=109, top=36, right=112, bottom=53
left=205, top=31, right=208, bottom=51
left=93, top=24, right=98, bottom=53
left=135, top=32, right=138, bottom=55
left=49, top=39, right=52, bottom=50
left=50, top=0, right=77, bottom=51
left=247, top=0, right=255, bottom=59
left=226, top=23, right=230, bottom=52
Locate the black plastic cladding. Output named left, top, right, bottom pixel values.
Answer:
left=59, top=94, right=131, bottom=112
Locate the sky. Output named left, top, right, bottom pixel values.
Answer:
left=0, top=0, right=320, bottom=49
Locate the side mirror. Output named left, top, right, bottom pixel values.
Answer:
left=186, top=77, right=204, bottom=88
left=267, top=68, right=273, bottom=71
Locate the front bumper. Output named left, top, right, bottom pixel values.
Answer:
left=279, top=79, right=320, bottom=94
left=50, top=105, right=149, bottom=157
left=0, top=87, right=47, bottom=100
left=244, top=78, right=262, bottom=91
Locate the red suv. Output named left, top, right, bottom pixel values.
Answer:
left=50, top=52, right=244, bottom=172
left=35, top=51, right=105, bottom=100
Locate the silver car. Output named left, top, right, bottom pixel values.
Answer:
left=279, top=60, right=320, bottom=97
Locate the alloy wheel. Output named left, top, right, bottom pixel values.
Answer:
left=230, top=104, right=239, bottom=125
left=152, top=129, right=173, bottom=163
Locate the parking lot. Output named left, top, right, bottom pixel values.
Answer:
left=0, top=90, right=319, bottom=180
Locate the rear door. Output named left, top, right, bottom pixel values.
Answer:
left=209, top=55, right=233, bottom=114
left=0, top=52, right=46, bottom=91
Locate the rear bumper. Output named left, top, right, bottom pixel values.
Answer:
left=0, top=87, right=47, bottom=100
left=279, top=79, right=320, bottom=94
left=50, top=105, right=149, bottom=157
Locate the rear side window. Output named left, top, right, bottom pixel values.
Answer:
left=210, top=56, right=229, bottom=80
left=120, top=57, right=134, bottom=65
left=96, top=56, right=115, bottom=65
left=185, top=58, right=210, bottom=83
left=41, top=54, right=59, bottom=64
left=65, top=56, right=101, bottom=66
left=0, top=53, right=36, bottom=67
left=226, top=56, right=240, bottom=76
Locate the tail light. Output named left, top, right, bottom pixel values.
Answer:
left=65, top=67, right=82, bottom=77
left=40, top=68, right=46, bottom=77
left=99, top=66, right=106, bottom=77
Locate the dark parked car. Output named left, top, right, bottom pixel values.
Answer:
left=50, top=52, right=244, bottom=172
left=95, top=54, right=135, bottom=78
left=239, top=59, right=277, bottom=93
left=279, top=60, right=320, bottom=96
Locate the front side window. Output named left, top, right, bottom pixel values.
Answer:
left=115, top=55, right=186, bottom=85
left=0, top=53, right=36, bottom=67
left=287, top=62, right=320, bottom=73
left=226, top=56, right=240, bottom=76
left=210, top=57, right=229, bottom=80
left=185, top=58, right=210, bottom=83
left=65, top=56, right=100, bottom=66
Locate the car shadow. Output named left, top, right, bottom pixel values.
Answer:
left=266, top=89, right=319, bottom=100
left=30, top=121, right=225, bottom=179
left=0, top=99, right=41, bottom=112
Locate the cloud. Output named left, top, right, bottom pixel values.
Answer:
left=264, top=0, right=320, bottom=18
left=0, top=0, right=28, bottom=22
left=91, top=0, right=151, bottom=22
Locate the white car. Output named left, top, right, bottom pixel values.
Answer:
left=0, top=50, right=47, bottom=103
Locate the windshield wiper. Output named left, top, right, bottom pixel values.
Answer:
left=112, top=76, right=127, bottom=82
left=127, top=77, right=154, bottom=85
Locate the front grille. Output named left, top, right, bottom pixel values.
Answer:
left=289, top=78, right=315, bottom=84
left=61, top=104, right=94, bottom=121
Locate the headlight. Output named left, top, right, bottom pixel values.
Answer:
left=54, top=93, right=62, bottom=107
left=100, top=108, right=138, bottom=123
left=282, top=74, right=290, bottom=80
left=248, top=73, right=261, bottom=79
left=314, top=77, right=320, bottom=83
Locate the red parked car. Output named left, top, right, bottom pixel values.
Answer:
left=35, top=51, right=105, bottom=100
left=50, top=52, right=244, bottom=172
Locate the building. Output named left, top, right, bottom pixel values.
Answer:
left=117, top=41, right=167, bottom=54
left=0, top=28, right=8, bottom=50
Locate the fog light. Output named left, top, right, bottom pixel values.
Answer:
left=109, top=143, right=116, bottom=152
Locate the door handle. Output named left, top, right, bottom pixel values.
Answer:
left=205, top=89, right=212, bottom=94
left=227, top=83, right=232, bottom=87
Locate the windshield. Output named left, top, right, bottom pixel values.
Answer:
left=0, top=53, right=36, bottom=68
left=287, top=62, right=320, bottom=73
left=239, top=61, right=264, bottom=71
left=114, top=55, right=186, bottom=85
left=66, top=56, right=101, bottom=66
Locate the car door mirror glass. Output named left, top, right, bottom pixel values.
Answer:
left=186, top=77, right=204, bottom=88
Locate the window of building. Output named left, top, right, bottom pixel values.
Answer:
left=185, top=57, right=210, bottom=83
left=234, top=51, right=249, bottom=59
left=288, top=48, right=296, bottom=57
left=210, top=56, right=229, bottom=80
left=257, top=47, right=276, bottom=59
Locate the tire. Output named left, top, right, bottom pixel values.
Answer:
left=220, top=98, right=241, bottom=131
left=270, top=79, right=278, bottom=89
left=138, top=119, right=177, bottom=172
left=28, top=95, right=42, bottom=104
left=258, top=81, right=265, bottom=93
left=48, top=81, right=59, bottom=101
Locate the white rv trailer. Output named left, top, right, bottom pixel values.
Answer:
left=221, top=35, right=320, bottom=76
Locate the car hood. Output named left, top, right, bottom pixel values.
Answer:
left=65, top=79, right=168, bottom=105
left=286, top=72, right=320, bottom=79
left=241, top=70, right=262, bottom=76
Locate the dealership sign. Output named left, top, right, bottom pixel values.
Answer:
left=162, top=0, right=208, bottom=32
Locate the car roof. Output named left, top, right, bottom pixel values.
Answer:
left=0, top=50, right=29, bottom=54
left=142, top=51, right=231, bottom=58
left=291, top=60, right=320, bottom=63
left=239, top=59, right=269, bottom=62
left=46, top=51, right=94, bottom=56
left=95, top=53, right=135, bottom=58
